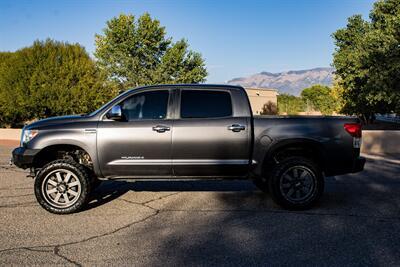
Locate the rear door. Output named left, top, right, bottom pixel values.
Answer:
left=172, top=89, right=250, bottom=177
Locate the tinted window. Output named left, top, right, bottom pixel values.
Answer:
left=180, top=90, right=232, bottom=118
left=120, top=90, right=169, bottom=120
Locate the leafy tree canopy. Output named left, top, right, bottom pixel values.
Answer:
left=277, top=94, right=305, bottom=115
left=301, top=85, right=336, bottom=115
left=94, top=13, right=207, bottom=89
left=332, top=0, right=400, bottom=119
left=0, top=39, right=115, bottom=127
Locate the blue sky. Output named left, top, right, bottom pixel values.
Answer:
left=0, top=0, right=375, bottom=83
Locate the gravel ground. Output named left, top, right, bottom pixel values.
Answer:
left=1, top=143, right=400, bottom=266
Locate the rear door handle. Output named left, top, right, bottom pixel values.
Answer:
left=228, top=124, right=245, bottom=132
left=152, top=125, right=170, bottom=133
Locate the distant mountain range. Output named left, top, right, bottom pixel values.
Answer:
left=227, top=67, right=334, bottom=96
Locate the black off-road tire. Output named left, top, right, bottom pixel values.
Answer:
left=268, top=157, right=324, bottom=210
left=34, top=159, right=91, bottom=214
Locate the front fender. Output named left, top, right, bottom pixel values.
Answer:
left=27, top=125, right=101, bottom=177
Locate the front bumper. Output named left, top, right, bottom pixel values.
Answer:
left=352, top=156, right=366, bottom=173
left=12, top=147, right=40, bottom=169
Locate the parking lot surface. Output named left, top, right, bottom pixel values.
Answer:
left=1, top=143, right=400, bottom=266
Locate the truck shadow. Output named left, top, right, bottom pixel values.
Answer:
left=86, top=157, right=400, bottom=265
left=86, top=180, right=258, bottom=210
left=86, top=156, right=400, bottom=215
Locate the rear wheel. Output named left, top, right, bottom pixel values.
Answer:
left=268, top=157, right=324, bottom=210
left=34, top=159, right=91, bottom=214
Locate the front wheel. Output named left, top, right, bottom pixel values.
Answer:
left=34, top=159, right=91, bottom=214
left=268, top=157, right=324, bottom=210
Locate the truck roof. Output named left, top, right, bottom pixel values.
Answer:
left=128, top=84, right=245, bottom=91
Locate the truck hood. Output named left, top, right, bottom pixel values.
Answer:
left=26, top=115, right=92, bottom=129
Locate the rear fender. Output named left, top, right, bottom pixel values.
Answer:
left=252, top=138, right=327, bottom=177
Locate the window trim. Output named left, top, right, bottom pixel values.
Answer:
left=101, top=88, right=172, bottom=122
left=177, top=89, right=234, bottom=120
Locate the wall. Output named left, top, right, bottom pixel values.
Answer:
left=0, top=129, right=21, bottom=141
left=361, top=130, right=400, bottom=157
left=244, top=87, right=278, bottom=115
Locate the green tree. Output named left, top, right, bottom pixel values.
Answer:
left=0, top=52, right=14, bottom=125
left=301, top=85, right=336, bottom=115
left=0, top=40, right=115, bottom=127
left=332, top=0, right=400, bottom=122
left=330, top=78, right=345, bottom=114
left=95, top=13, right=207, bottom=89
left=277, top=94, right=305, bottom=115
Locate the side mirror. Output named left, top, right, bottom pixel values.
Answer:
left=107, top=105, right=122, bottom=120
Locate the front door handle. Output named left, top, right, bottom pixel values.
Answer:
left=228, top=124, right=245, bottom=132
left=152, top=125, right=170, bottom=133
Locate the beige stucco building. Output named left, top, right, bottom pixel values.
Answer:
left=244, top=87, right=278, bottom=115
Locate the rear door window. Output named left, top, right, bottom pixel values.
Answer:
left=180, top=90, right=232, bottom=118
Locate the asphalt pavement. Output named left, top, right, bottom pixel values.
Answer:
left=1, top=143, right=400, bottom=266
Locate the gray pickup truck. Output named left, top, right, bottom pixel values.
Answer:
left=12, top=84, right=365, bottom=214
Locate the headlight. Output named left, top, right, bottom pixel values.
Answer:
left=21, top=129, right=39, bottom=146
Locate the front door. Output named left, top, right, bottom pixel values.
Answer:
left=97, top=89, right=172, bottom=178
left=172, top=89, right=250, bottom=177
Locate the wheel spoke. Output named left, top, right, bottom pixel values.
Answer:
left=63, top=193, right=70, bottom=204
left=54, top=192, right=62, bottom=203
left=293, top=168, right=299, bottom=178
left=47, top=188, right=58, bottom=194
left=282, top=183, right=291, bottom=189
left=63, top=172, right=72, bottom=183
left=300, top=170, right=308, bottom=179
left=287, top=188, right=295, bottom=197
left=47, top=179, right=58, bottom=186
left=283, top=174, right=293, bottom=181
left=68, top=181, right=79, bottom=187
left=55, top=172, right=63, bottom=182
left=67, top=189, right=78, bottom=197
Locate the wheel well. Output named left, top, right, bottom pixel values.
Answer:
left=263, top=143, right=324, bottom=173
left=33, top=145, right=93, bottom=170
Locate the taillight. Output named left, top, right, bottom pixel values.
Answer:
left=344, top=123, right=362, bottom=138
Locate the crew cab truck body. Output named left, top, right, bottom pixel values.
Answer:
left=12, top=84, right=365, bottom=214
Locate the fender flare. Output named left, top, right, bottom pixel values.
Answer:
left=260, top=138, right=327, bottom=174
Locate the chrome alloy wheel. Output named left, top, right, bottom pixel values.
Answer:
left=41, top=169, right=82, bottom=208
left=279, top=166, right=316, bottom=203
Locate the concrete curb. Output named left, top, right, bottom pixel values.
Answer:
left=361, top=153, right=400, bottom=164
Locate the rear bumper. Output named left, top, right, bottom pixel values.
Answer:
left=352, top=156, right=366, bottom=173
left=324, top=156, right=366, bottom=176
left=11, top=147, right=40, bottom=169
